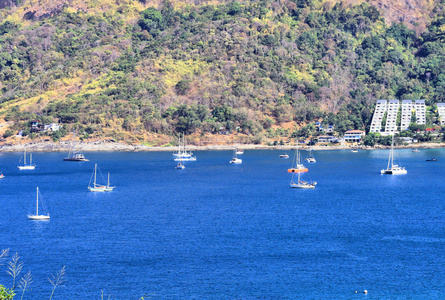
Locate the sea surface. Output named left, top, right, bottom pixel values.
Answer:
left=0, top=149, right=444, bottom=299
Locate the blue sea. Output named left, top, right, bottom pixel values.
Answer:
left=0, top=149, right=444, bottom=299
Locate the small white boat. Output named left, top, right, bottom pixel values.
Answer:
left=230, top=157, right=242, bottom=164
left=18, top=148, right=36, bottom=170
left=381, top=136, right=407, bottom=175
left=64, top=131, right=88, bottom=161
left=0, top=173, right=4, bottom=179
left=88, top=164, right=115, bottom=192
left=175, top=160, right=185, bottom=169
left=235, top=148, right=244, bottom=155
left=351, top=149, right=358, bottom=153
left=28, top=187, right=50, bottom=220
left=412, top=149, right=420, bottom=152
left=305, top=148, right=316, bottom=163
left=230, top=150, right=242, bottom=164
left=279, top=154, right=289, bottom=159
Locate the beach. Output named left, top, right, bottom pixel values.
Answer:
left=1, top=140, right=445, bottom=152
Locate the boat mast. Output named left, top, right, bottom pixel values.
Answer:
left=24, top=148, right=27, bottom=165
left=36, top=187, right=39, bottom=215
left=107, top=172, right=110, bottom=187
left=30, top=153, right=32, bottom=165
left=94, top=164, right=97, bottom=187
left=72, top=130, right=76, bottom=156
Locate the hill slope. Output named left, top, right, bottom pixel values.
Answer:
left=1, top=0, right=445, bottom=145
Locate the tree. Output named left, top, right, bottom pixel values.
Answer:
left=363, top=132, right=377, bottom=146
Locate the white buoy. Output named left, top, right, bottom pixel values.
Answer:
left=363, top=290, right=368, bottom=294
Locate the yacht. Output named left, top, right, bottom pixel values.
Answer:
left=381, top=136, right=407, bottom=175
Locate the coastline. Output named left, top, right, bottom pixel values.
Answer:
left=1, top=140, right=445, bottom=152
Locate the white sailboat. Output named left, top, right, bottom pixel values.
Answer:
left=279, top=153, right=289, bottom=159
left=287, top=142, right=308, bottom=173
left=235, top=144, right=244, bottom=155
left=18, top=148, right=36, bottom=170
left=229, top=150, right=242, bottom=164
left=289, top=141, right=316, bottom=188
left=88, top=164, right=115, bottom=192
left=0, top=172, right=4, bottom=179
left=381, top=135, right=407, bottom=175
left=290, top=169, right=317, bottom=189
left=64, top=131, right=88, bottom=161
left=28, top=187, right=50, bottom=220
left=173, top=134, right=196, bottom=161
left=305, top=148, right=316, bottom=163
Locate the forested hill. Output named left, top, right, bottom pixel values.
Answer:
left=1, top=0, right=445, bottom=145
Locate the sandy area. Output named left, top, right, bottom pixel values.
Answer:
left=1, top=140, right=444, bottom=152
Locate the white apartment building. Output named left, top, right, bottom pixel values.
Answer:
left=344, top=130, right=366, bottom=142
left=370, top=100, right=387, bottom=133
left=400, top=100, right=412, bottom=131
left=414, top=100, right=426, bottom=124
left=370, top=99, right=429, bottom=135
left=385, top=100, right=399, bottom=134
left=437, top=103, right=445, bottom=125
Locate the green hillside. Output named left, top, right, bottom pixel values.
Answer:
left=1, top=0, right=445, bottom=145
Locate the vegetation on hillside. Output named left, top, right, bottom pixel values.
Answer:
left=1, top=0, right=445, bottom=144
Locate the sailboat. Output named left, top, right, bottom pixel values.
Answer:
left=64, top=131, right=89, bottom=161
left=381, top=135, right=407, bottom=175
left=287, top=142, right=308, bottom=173
left=289, top=141, right=316, bottom=188
left=18, top=148, right=36, bottom=170
left=235, top=144, right=244, bottom=155
left=290, top=169, right=317, bottom=189
left=88, top=164, right=115, bottom=192
left=229, top=150, right=242, bottom=164
left=173, top=134, right=196, bottom=161
left=27, top=187, right=50, bottom=220
left=0, top=172, right=4, bottom=179
left=305, top=148, right=316, bottom=163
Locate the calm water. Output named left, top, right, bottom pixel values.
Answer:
left=0, top=149, right=444, bottom=299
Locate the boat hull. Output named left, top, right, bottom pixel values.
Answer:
left=27, top=214, right=50, bottom=220
left=381, top=169, right=407, bottom=175
left=64, top=158, right=89, bottom=162
left=290, top=182, right=316, bottom=189
left=18, top=165, right=36, bottom=170
left=230, top=159, right=242, bottom=164
left=174, top=157, right=196, bottom=161
left=288, top=168, right=308, bottom=173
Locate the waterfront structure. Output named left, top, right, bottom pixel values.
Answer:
left=317, top=135, right=336, bottom=143
left=344, top=130, right=366, bottom=143
left=370, top=100, right=387, bottom=133
left=437, top=103, right=445, bottom=125
left=400, top=100, right=413, bottom=131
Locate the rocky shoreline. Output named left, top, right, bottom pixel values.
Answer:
left=1, top=140, right=445, bottom=152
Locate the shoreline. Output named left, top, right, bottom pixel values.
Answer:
left=1, top=141, right=445, bottom=152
